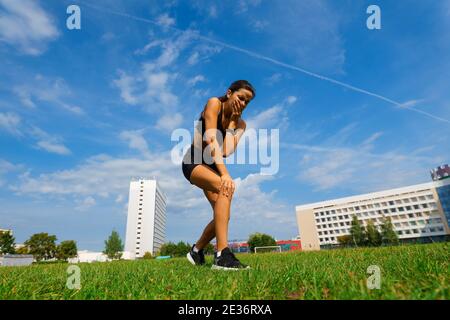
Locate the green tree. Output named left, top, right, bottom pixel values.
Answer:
left=24, top=233, right=57, bottom=261
left=16, top=246, right=29, bottom=254
left=0, top=231, right=16, bottom=254
left=247, top=232, right=277, bottom=253
left=56, top=240, right=78, bottom=261
left=350, top=215, right=367, bottom=247
left=158, top=241, right=192, bottom=257
left=380, top=216, right=399, bottom=245
left=103, top=230, right=123, bottom=260
left=159, top=242, right=177, bottom=256
left=176, top=241, right=191, bottom=257
left=142, top=252, right=153, bottom=259
left=366, top=220, right=382, bottom=246
left=337, top=235, right=353, bottom=247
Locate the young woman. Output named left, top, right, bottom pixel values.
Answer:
left=182, top=80, right=255, bottom=270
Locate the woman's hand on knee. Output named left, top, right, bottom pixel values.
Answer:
left=220, top=173, right=235, bottom=198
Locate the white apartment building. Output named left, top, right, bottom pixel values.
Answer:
left=296, top=178, right=450, bottom=251
left=124, top=178, right=167, bottom=258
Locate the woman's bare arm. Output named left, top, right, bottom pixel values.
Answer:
left=222, top=118, right=246, bottom=157
left=203, top=98, right=229, bottom=177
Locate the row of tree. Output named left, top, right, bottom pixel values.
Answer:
left=2, top=218, right=399, bottom=263
left=0, top=231, right=78, bottom=261
left=156, top=233, right=278, bottom=257
left=338, top=216, right=399, bottom=247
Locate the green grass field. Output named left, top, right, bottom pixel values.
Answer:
left=0, top=243, right=448, bottom=300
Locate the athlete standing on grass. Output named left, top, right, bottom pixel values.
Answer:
left=182, top=80, right=255, bottom=270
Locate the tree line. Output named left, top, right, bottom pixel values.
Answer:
left=0, top=231, right=77, bottom=262
left=157, top=232, right=278, bottom=257
left=337, top=216, right=399, bottom=247
left=1, top=230, right=282, bottom=262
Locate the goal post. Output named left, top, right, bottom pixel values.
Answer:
left=254, top=245, right=282, bottom=253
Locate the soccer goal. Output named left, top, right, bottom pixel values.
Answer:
left=254, top=246, right=282, bottom=253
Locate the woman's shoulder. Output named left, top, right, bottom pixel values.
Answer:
left=203, top=97, right=222, bottom=113
left=206, top=97, right=222, bottom=106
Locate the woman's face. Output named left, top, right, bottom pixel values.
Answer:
left=227, top=88, right=254, bottom=114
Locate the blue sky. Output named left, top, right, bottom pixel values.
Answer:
left=0, top=0, right=449, bottom=251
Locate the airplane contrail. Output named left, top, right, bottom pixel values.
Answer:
left=77, top=1, right=450, bottom=124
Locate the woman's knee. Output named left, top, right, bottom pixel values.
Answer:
left=218, top=183, right=235, bottom=199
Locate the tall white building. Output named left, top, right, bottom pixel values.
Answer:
left=296, top=178, right=450, bottom=251
left=125, top=178, right=167, bottom=258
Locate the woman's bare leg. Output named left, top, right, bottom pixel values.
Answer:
left=195, top=190, right=220, bottom=249
left=190, top=165, right=233, bottom=252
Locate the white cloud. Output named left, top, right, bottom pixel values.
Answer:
left=112, top=71, right=139, bottom=105
left=0, top=159, right=21, bottom=187
left=13, top=75, right=84, bottom=115
left=246, top=96, right=297, bottom=129
left=0, top=0, right=59, bottom=55
left=11, top=152, right=182, bottom=198
left=0, top=113, right=71, bottom=155
left=119, top=130, right=150, bottom=157
left=187, top=75, right=206, bottom=86
left=138, top=31, right=195, bottom=69
left=115, top=194, right=124, bottom=203
left=187, top=44, right=222, bottom=66
left=10, top=148, right=296, bottom=240
left=187, top=52, right=199, bottom=65
left=13, top=88, right=36, bottom=108
left=236, top=0, right=262, bottom=14
left=155, top=113, right=183, bottom=132
left=75, top=196, right=96, bottom=212
left=36, top=140, right=71, bottom=156
left=265, top=73, right=282, bottom=85
left=101, top=32, right=115, bottom=42
left=114, top=68, right=179, bottom=113
left=293, top=131, right=441, bottom=193
left=230, top=173, right=297, bottom=238
left=362, top=132, right=383, bottom=146
left=0, top=112, right=22, bottom=137
left=399, top=99, right=424, bottom=108
left=134, top=39, right=164, bottom=56
left=29, top=126, right=71, bottom=156
left=157, top=13, right=175, bottom=28
left=251, top=19, right=268, bottom=31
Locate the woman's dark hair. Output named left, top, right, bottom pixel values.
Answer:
left=218, top=80, right=255, bottom=102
